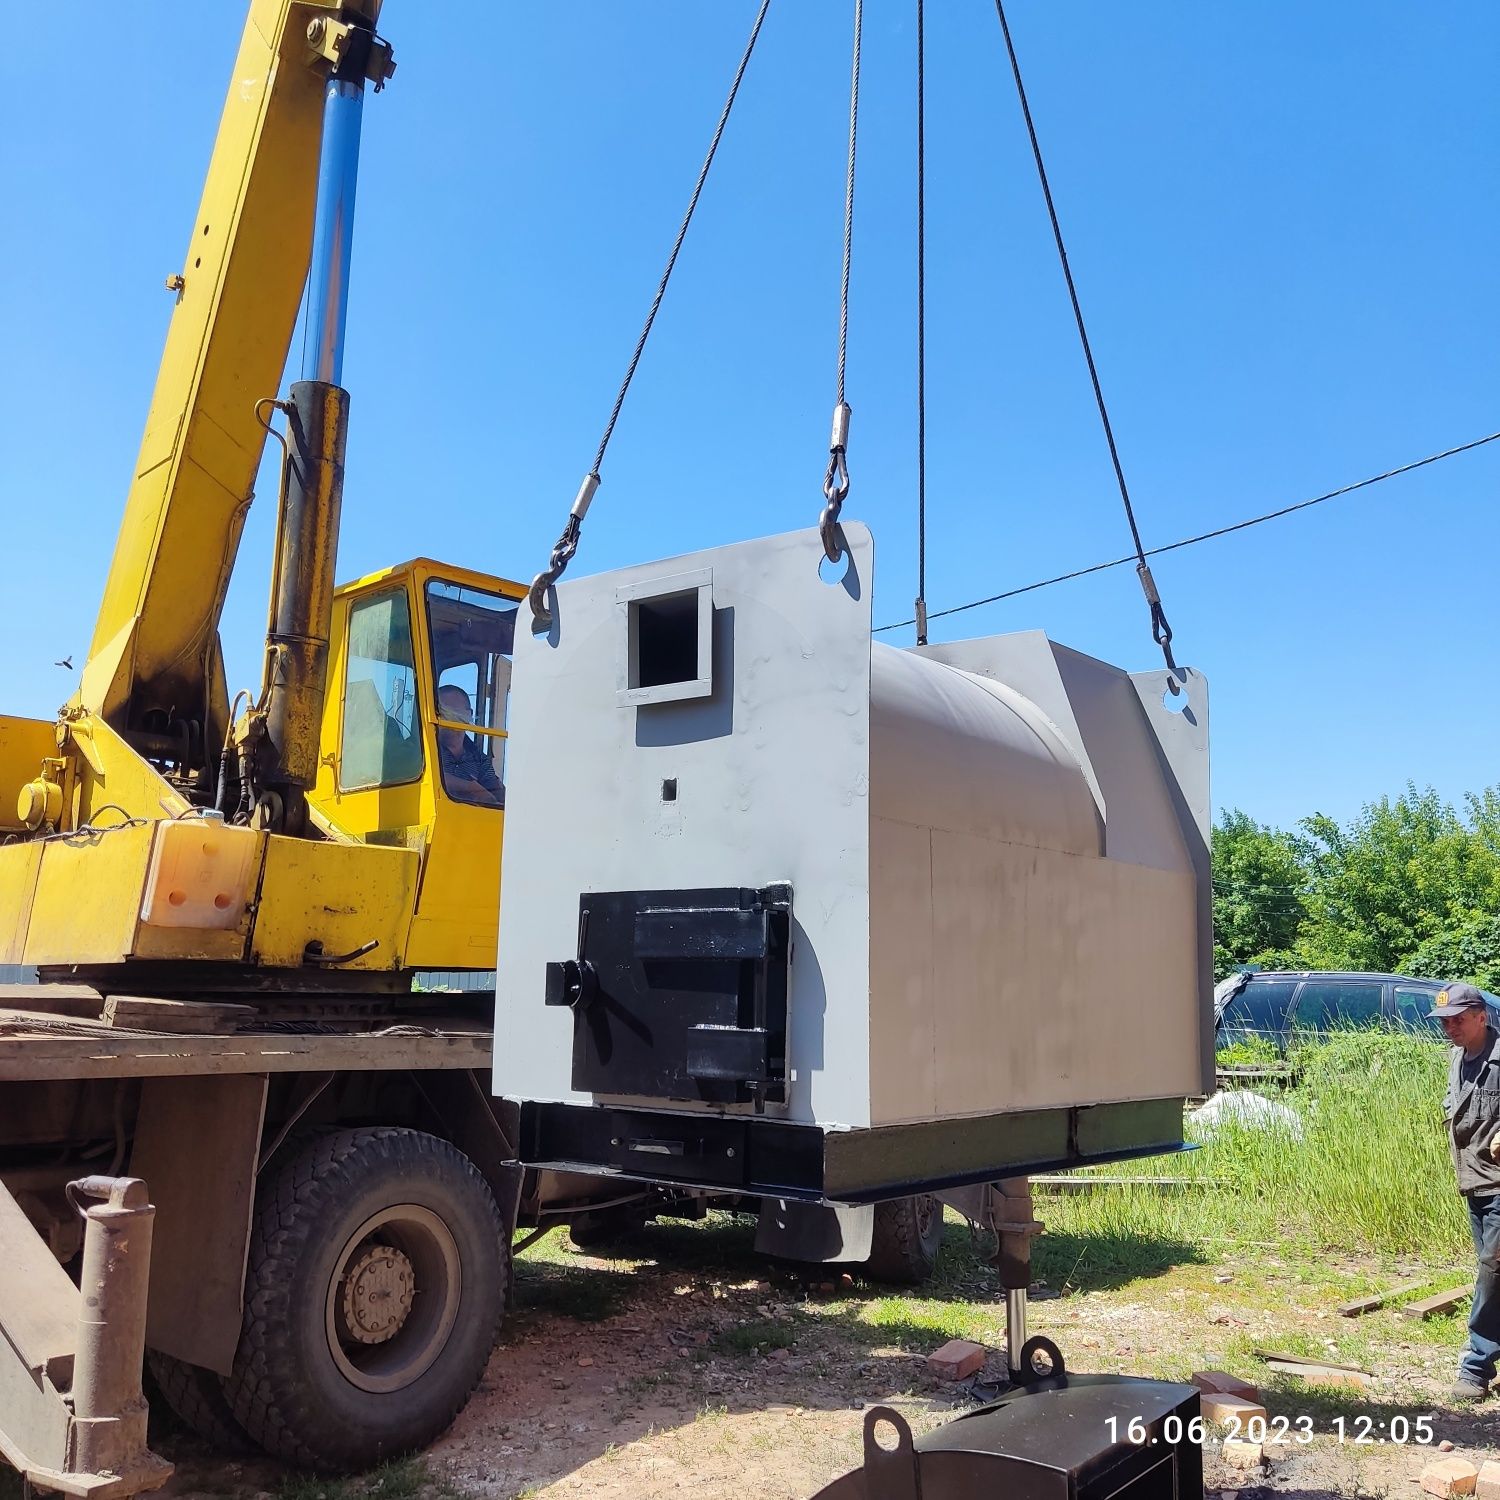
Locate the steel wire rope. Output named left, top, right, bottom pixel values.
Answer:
left=992, top=0, right=1179, bottom=678
left=526, top=0, right=774, bottom=625
left=873, top=430, right=1500, bottom=634
left=914, top=0, right=928, bottom=643
left=818, top=0, right=864, bottom=561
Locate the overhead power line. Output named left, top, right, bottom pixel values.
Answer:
left=874, top=430, right=1500, bottom=635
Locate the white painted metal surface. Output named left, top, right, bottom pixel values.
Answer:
left=493, top=525, right=1210, bottom=1134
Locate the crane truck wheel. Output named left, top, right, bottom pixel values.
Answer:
left=863, top=1194, right=944, bottom=1285
left=147, top=1350, right=255, bottom=1454
left=225, top=1127, right=508, bottom=1472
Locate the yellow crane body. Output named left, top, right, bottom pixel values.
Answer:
left=1, top=555, right=519, bottom=977
left=1, top=1, right=516, bottom=989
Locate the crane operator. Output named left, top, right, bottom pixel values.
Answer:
left=437, top=684, right=504, bottom=807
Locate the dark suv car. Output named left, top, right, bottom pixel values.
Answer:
left=1214, top=970, right=1500, bottom=1053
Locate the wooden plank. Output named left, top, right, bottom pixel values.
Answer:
left=1338, top=1278, right=1429, bottom=1318
left=1254, top=1348, right=1372, bottom=1388
left=1401, top=1286, right=1470, bottom=1321
left=0, top=1028, right=492, bottom=1081
left=1263, top=1361, right=1371, bottom=1389
left=0, top=984, right=102, bottom=1020
left=1253, top=1348, right=1367, bottom=1374
left=101, top=995, right=257, bottom=1034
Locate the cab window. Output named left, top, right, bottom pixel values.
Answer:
left=426, top=580, right=516, bottom=809
left=340, top=589, right=424, bottom=790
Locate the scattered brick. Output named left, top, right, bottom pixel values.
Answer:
left=1222, top=1439, right=1265, bottom=1470
left=1422, top=1458, right=1479, bottom=1499
left=1475, top=1459, right=1500, bottom=1500
left=1192, top=1370, right=1261, bottom=1401
left=926, top=1339, right=987, bottom=1381
left=1200, top=1393, right=1269, bottom=1427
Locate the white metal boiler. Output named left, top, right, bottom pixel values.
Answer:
left=493, top=525, right=1210, bottom=1202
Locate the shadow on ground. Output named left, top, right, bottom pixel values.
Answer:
left=515, top=1209, right=1205, bottom=1316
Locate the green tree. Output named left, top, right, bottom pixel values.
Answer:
left=1211, top=809, right=1309, bottom=979
left=1407, top=913, right=1500, bottom=991
left=1292, top=784, right=1500, bottom=974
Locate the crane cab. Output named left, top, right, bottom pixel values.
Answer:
left=309, top=558, right=523, bottom=971
left=0, top=558, right=522, bottom=984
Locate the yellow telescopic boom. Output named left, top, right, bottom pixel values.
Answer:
left=80, top=1, right=387, bottom=760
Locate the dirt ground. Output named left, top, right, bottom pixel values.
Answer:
left=137, top=1208, right=1500, bottom=1500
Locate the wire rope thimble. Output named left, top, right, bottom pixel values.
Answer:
left=819, top=401, right=852, bottom=562
left=528, top=473, right=599, bottom=629
left=1135, top=560, right=1180, bottom=685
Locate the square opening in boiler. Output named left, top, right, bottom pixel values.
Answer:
left=618, top=570, right=713, bottom=706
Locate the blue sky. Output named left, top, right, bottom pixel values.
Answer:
left=1, top=3, right=1495, bottom=832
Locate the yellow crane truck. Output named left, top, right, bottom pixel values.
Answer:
left=0, top=3, right=660, bottom=1491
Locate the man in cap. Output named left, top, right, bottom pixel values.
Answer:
left=1436, top=983, right=1500, bottom=1401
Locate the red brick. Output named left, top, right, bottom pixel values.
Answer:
left=1192, top=1370, right=1260, bottom=1401
left=1222, top=1438, right=1265, bottom=1470
left=926, top=1338, right=987, bottom=1380
left=1200, top=1393, right=1268, bottom=1427
left=1423, top=1458, right=1479, bottom=1499
left=1472, top=1460, right=1500, bottom=1500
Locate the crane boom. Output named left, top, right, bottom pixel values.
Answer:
left=81, top=1, right=384, bottom=754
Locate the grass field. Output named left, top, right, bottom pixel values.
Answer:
left=1048, top=1031, right=1465, bottom=1267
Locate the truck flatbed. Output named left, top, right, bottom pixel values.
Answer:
left=0, top=985, right=493, bottom=1080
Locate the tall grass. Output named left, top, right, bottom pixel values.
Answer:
left=1042, top=1033, right=1469, bottom=1264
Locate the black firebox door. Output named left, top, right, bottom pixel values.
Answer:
left=544, top=884, right=792, bottom=1106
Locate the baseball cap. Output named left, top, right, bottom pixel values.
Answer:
left=1430, top=983, right=1487, bottom=1019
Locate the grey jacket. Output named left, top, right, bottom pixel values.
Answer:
left=1444, top=1028, right=1500, bottom=1197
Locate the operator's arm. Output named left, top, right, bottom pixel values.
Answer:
left=471, top=747, right=505, bottom=805
left=442, top=741, right=503, bottom=807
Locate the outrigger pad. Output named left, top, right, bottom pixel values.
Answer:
left=809, top=1375, right=1204, bottom=1500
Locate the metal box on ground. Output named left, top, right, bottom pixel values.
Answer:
left=494, top=526, right=1211, bottom=1201
left=811, top=1376, right=1205, bottom=1500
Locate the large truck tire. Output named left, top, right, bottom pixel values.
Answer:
left=147, top=1350, right=255, bottom=1454
left=226, top=1127, right=508, bottom=1471
left=865, top=1194, right=944, bottom=1285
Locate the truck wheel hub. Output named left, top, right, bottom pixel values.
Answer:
left=341, top=1245, right=415, bottom=1343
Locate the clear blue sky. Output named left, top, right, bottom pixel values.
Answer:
left=1, top=4, right=1495, bottom=832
